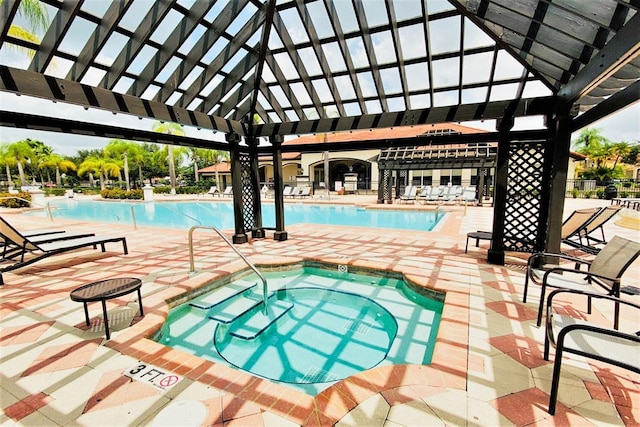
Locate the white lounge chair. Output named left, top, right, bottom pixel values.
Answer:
left=398, top=186, right=417, bottom=203
left=221, top=187, right=233, bottom=197
left=207, top=186, right=220, bottom=197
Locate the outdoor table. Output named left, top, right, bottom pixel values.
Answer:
left=465, top=231, right=493, bottom=253
left=70, top=277, right=143, bottom=340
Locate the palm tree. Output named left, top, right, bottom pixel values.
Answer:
left=39, top=153, right=76, bottom=187
left=151, top=121, right=185, bottom=195
left=190, top=148, right=228, bottom=183
left=572, top=128, right=610, bottom=167
left=4, top=0, right=48, bottom=52
left=28, top=139, right=53, bottom=185
left=78, top=156, right=121, bottom=191
left=105, top=139, right=143, bottom=190
left=610, top=141, right=631, bottom=169
left=0, top=143, right=18, bottom=189
left=6, top=140, right=35, bottom=186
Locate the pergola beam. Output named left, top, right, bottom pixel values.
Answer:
left=558, top=12, right=640, bottom=103
left=571, top=80, right=640, bottom=132
left=0, top=110, right=231, bottom=150
left=0, top=66, right=244, bottom=134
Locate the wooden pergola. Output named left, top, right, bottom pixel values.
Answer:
left=0, top=0, right=638, bottom=264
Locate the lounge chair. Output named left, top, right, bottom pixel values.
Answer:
left=424, top=186, right=443, bottom=202
left=296, top=186, right=312, bottom=198
left=559, top=207, right=601, bottom=241
left=460, top=186, right=478, bottom=204
left=284, top=186, right=299, bottom=198
left=543, top=289, right=640, bottom=415
left=524, top=235, right=640, bottom=327
left=443, top=185, right=462, bottom=203
left=1, top=217, right=97, bottom=260
left=0, top=219, right=128, bottom=285
left=568, top=205, right=622, bottom=249
left=417, top=186, right=431, bottom=202
left=207, top=186, right=220, bottom=197
left=398, top=185, right=417, bottom=203
left=221, top=187, right=233, bottom=197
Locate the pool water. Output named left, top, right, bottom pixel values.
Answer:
left=28, top=199, right=445, bottom=232
left=155, top=265, right=443, bottom=395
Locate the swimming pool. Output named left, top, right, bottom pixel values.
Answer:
left=156, top=264, right=443, bottom=395
left=27, top=199, right=445, bottom=231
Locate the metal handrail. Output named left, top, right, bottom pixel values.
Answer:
left=0, top=196, right=54, bottom=220
left=188, top=225, right=268, bottom=314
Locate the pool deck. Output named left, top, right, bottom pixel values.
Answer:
left=1, top=195, right=638, bottom=426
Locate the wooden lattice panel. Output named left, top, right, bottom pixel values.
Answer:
left=378, top=169, right=392, bottom=202
left=502, top=142, right=546, bottom=252
left=239, top=153, right=256, bottom=230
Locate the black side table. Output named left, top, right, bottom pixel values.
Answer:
left=70, top=277, right=143, bottom=339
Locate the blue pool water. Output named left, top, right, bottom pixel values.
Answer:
left=155, top=265, right=443, bottom=395
left=27, top=199, right=445, bottom=231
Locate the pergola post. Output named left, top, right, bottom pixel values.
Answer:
left=228, top=132, right=248, bottom=244
left=271, top=135, right=288, bottom=241
left=487, top=115, right=514, bottom=265
left=247, top=137, right=265, bottom=239
left=544, top=104, right=574, bottom=254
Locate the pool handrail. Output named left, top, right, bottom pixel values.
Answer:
left=188, top=225, right=269, bottom=314
left=0, top=196, right=54, bottom=220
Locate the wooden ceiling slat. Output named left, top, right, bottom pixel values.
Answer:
left=271, top=7, right=323, bottom=119
left=167, top=3, right=262, bottom=109
left=67, top=0, right=134, bottom=82
left=98, top=1, right=176, bottom=90
left=325, top=0, right=367, bottom=115
left=128, top=0, right=214, bottom=98
left=352, top=0, right=389, bottom=113
left=28, top=1, right=83, bottom=73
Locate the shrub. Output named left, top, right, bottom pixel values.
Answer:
left=44, top=188, right=66, bottom=196
left=620, top=191, right=629, bottom=198
left=596, top=188, right=605, bottom=199
left=584, top=190, right=593, bottom=199
left=101, top=189, right=143, bottom=200
left=571, top=188, right=579, bottom=198
left=0, top=192, right=31, bottom=208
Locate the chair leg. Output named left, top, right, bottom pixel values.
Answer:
left=523, top=274, right=530, bottom=303
left=548, top=344, right=564, bottom=415
left=537, top=284, right=547, bottom=327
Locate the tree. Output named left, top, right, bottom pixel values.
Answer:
left=39, top=153, right=76, bottom=187
left=151, top=121, right=185, bottom=194
left=105, top=139, right=143, bottom=190
left=6, top=140, right=35, bottom=186
left=4, top=0, right=48, bottom=52
left=572, top=128, right=610, bottom=168
left=78, top=156, right=121, bottom=191
left=0, top=143, right=17, bottom=189
left=609, top=141, right=632, bottom=169
left=28, top=139, right=53, bottom=185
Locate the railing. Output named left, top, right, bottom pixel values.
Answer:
left=0, top=196, right=55, bottom=220
left=188, top=225, right=269, bottom=315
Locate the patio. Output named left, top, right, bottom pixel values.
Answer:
left=1, top=196, right=638, bottom=426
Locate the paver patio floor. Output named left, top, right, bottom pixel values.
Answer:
left=1, top=196, right=638, bottom=426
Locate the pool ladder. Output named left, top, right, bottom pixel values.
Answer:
left=188, top=226, right=268, bottom=315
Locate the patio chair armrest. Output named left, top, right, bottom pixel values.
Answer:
left=545, top=288, right=640, bottom=349
left=541, top=268, right=619, bottom=289
left=529, top=251, right=590, bottom=264
left=547, top=288, right=640, bottom=312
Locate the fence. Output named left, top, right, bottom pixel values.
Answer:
left=566, top=179, right=639, bottom=199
